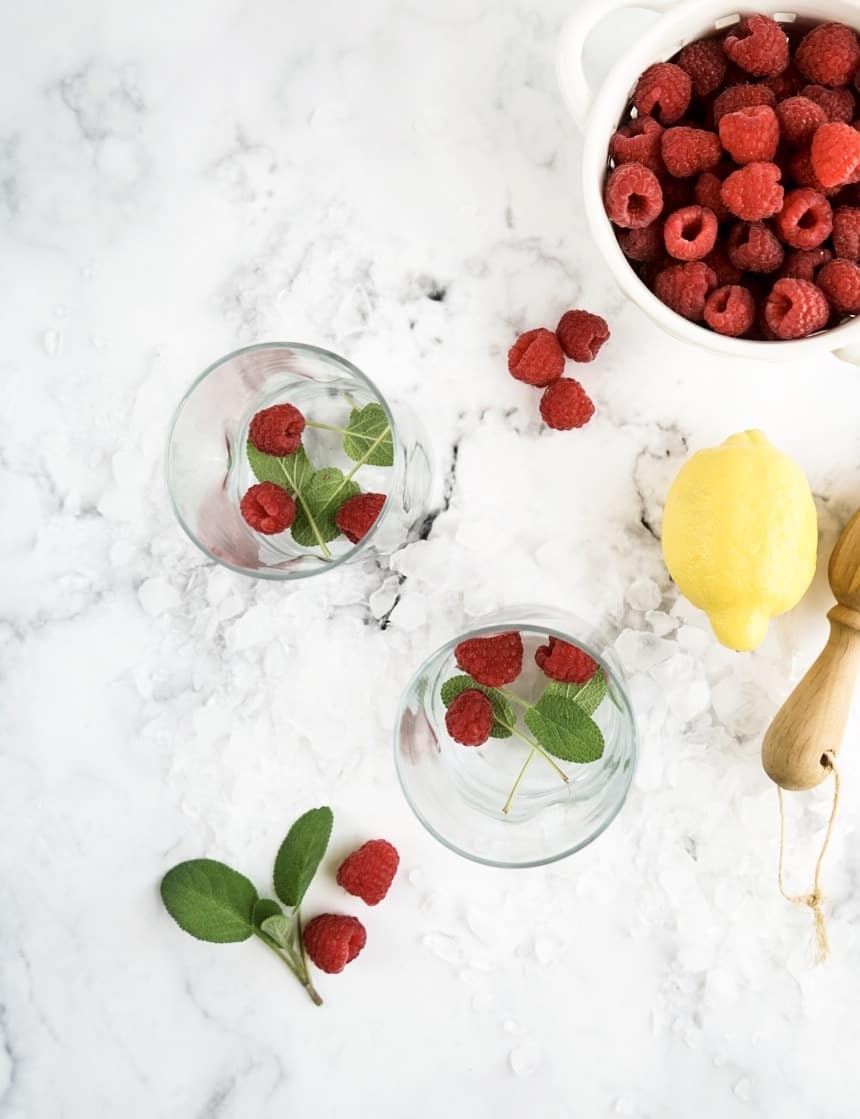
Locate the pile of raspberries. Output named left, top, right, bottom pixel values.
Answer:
left=604, top=16, right=860, bottom=339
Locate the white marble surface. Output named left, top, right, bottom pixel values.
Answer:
left=4, top=1, right=860, bottom=1116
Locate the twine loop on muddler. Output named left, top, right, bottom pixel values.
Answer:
left=776, top=750, right=841, bottom=964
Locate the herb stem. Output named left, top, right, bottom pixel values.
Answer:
left=500, top=722, right=569, bottom=785
left=305, top=420, right=351, bottom=435
left=498, top=687, right=530, bottom=710
left=502, top=748, right=537, bottom=815
left=318, top=425, right=392, bottom=512
left=254, top=931, right=323, bottom=1007
left=276, top=458, right=332, bottom=559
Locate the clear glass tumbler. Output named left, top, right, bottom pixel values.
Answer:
left=395, top=608, right=637, bottom=868
left=167, top=343, right=431, bottom=578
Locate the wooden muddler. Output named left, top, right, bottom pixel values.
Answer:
left=762, top=508, right=860, bottom=791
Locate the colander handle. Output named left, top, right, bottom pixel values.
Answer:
left=557, top=0, right=676, bottom=131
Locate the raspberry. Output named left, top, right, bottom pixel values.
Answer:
left=661, top=127, right=722, bottom=177
left=728, top=221, right=784, bottom=273
left=764, top=277, right=830, bottom=338
left=654, top=261, right=717, bottom=320
left=535, top=637, right=598, bottom=684
left=663, top=204, right=718, bottom=260
left=712, top=83, right=775, bottom=126
left=703, top=284, right=756, bottom=336
left=556, top=309, right=610, bottom=362
left=779, top=246, right=833, bottom=280
left=818, top=258, right=860, bottom=312
left=694, top=169, right=732, bottom=221
left=764, top=63, right=803, bottom=100
left=248, top=403, right=306, bottom=456
left=801, top=84, right=856, bottom=124
left=775, top=187, right=833, bottom=248
left=507, top=327, right=565, bottom=386
left=788, top=147, right=840, bottom=196
left=334, top=491, right=386, bottom=544
left=617, top=222, right=664, bottom=262
left=811, top=122, right=860, bottom=188
left=445, top=689, right=494, bottom=746
left=454, top=631, right=523, bottom=687
left=775, top=96, right=827, bottom=147
left=833, top=205, right=860, bottom=258
left=659, top=175, right=694, bottom=215
left=633, top=62, right=692, bottom=125
left=539, top=378, right=595, bottom=430
left=677, top=39, right=727, bottom=97
left=336, top=840, right=400, bottom=906
left=795, top=22, right=860, bottom=88
left=604, top=162, right=664, bottom=228
left=239, top=482, right=296, bottom=535
left=723, top=15, right=789, bottom=78
left=720, top=161, right=784, bottom=220
left=609, top=115, right=665, bottom=174
left=702, top=242, right=743, bottom=286
left=302, top=914, right=366, bottom=974
left=718, top=104, right=779, bottom=163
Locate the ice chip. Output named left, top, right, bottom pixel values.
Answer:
left=625, top=577, right=662, bottom=612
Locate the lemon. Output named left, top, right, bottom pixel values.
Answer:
left=662, top=430, right=817, bottom=652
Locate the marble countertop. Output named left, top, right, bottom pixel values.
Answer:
left=4, top=0, right=860, bottom=1116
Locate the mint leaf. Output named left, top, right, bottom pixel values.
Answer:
left=343, top=403, right=393, bottom=467
left=260, top=914, right=294, bottom=949
left=252, top=898, right=282, bottom=931
left=546, top=668, right=608, bottom=716
left=440, top=674, right=514, bottom=739
left=160, top=859, right=258, bottom=943
left=524, top=692, right=605, bottom=763
left=274, top=806, right=334, bottom=908
left=291, top=468, right=360, bottom=547
left=247, top=442, right=313, bottom=493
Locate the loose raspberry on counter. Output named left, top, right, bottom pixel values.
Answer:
left=618, top=223, right=664, bottom=262
left=604, top=162, right=664, bottom=228
left=795, top=21, right=860, bottom=88
left=833, top=206, right=860, bottom=258
left=764, top=277, right=830, bottom=338
left=723, top=14, right=789, bottom=78
left=633, top=62, right=692, bottom=125
left=801, top=84, right=856, bottom=124
left=703, top=284, right=756, bottom=336
left=678, top=39, right=728, bottom=96
left=303, top=914, right=366, bottom=974
left=335, top=491, right=386, bottom=544
left=779, top=246, right=833, bottom=280
left=654, top=261, right=717, bottom=320
left=712, top=82, right=776, bottom=126
left=811, top=122, right=860, bottom=188
left=455, top=631, right=524, bottom=688
left=337, top=840, right=400, bottom=906
left=535, top=637, right=599, bottom=684
left=718, top=105, right=779, bottom=164
left=445, top=688, right=494, bottom=746
left=775, top=96, right=828, bottom=147
left=818, top=258, right=860, bottom=312
left=248, top=403, right=306, bottom=456
left=663, top=205, right=718, bottom=261
left=240, top=482, right=296, bottom=535
left=661, top=126, right=722, bottom=177
left=728, top=221, right=784, bottom=273
left=775, top=188, right=834, bottom=248
left=556, top=309, right=610, bottom=362
left=720, top=161, right=784, bottom=220
left=539, top=379, right=595, bottom=430
left=609, top=115, right=665, bottom=174
left=507, top=327, right=565, bottom=386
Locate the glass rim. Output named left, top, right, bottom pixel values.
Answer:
left=393, top=611, right=638, bottom=869
left=165, top=341, right=401, bottom=581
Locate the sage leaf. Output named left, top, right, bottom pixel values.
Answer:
left=252, top=898, right=283, bottom=931
left=160, top=859, right=258, bottom=943
left=343, top=403, right=394, bottom=467
left=274, top=806, right=334, bottom=908
left=546, top=668, right=608, bottom=716
left=440, top=674, right=514, bottom=739
left=524, top=692, right=605, bottom=763
left=246, top=442, right=313, bottom=494
left=260, top=914, right=294, bottom=950
left=291, top=468, right=360, bottom=547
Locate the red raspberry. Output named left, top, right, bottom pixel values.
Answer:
left=811, top=122, right=860, bottom=188
left=303, top=914, right=366, bottom=974
left=336, top=839, right=399, bottom=906
left=661, top=127, right=722, bottom=177
left=633, top=62, right=692, bottom=125
left=507, top=327, right=564, bottom=386
left=335, top=491, right=386, bottom=544
left=775, top=96, right=827, bottom=147
left=663, top=205, right=718, bottom=260
left=617, top=222, right=664, bottom=262
left=818, top=258, right=860, bottom=312
left=604, top=162, right=663, bottom=228
left=539, top=379, right=595, bottom=430
left=779, top=247, right=833, bottom=280
left=728, top=221, right=784, bottom=273
left=609, top=115, right=665, bottom=174
left=445, top=689, right=494, bottom=746
left=703, top=284, right=756, bottom=336
left=718, top=104, right=779, bottom=163
left=775, top=188, right=833, bottom=248
left=239, top=482, right=296, bottom=535
left=833, top=205, right=860, bottom=258
left=795, top=22, right=860, bottom=88
left=801, top=84, right=856, bottom=124
left=677, top=39, right=727, bottom=97
left=654, top=261, right=717, bottom=320
left=248, top=403, right=306, bottom=456
left=659, top=175, right=694, bottom=215
left=764, top=63, right=803, bottom=100
left=702, top=242, right=744, bottom=286
left=720, top=161, right=784, bottom=220
left=712, top=83, right=775, bottom=126
left=764, top=277, right=830, bottom=338
left=638, top=256, right=674, bottom=289
left=556, top=310, right=610, bottom=362
left=723, top=15, right=789, bottom=78
left=454, top=631, right=524, bottom=688
left=789, top=147, right=840, bottom=196
left=694, top=168, right=732, bottom=221
left=535, top=637, right=598, bottom=684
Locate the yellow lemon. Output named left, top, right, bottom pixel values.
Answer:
left=662, top=430, right=817, bottom=652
